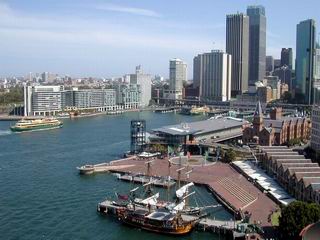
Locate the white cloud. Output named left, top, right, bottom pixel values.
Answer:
left=94, top=3, right=161, bottom=18
left=0, top=2, right=215, bottom=52
left=0, top=2, right=224, bottom=76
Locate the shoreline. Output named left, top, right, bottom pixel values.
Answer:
left=0, top=108, right=155, bottom=121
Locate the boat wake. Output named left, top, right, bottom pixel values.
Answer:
left=0, top=130, right=12, bottom=136
left=108, top=140, right=130, bottom=147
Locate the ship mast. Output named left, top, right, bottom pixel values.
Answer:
left=167, top=160, right=171, bottom=202
left=176, top=167, right=185, bottom=189
left=184, top=169, right=192, bottom=208
left=145, top=160, right=154, bottom=197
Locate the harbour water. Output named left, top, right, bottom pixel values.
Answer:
left=0, top=112, right=231, bottom=240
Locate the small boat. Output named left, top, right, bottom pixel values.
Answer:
left=10, top=118, right=63, bottom=132
left=77, top=165, right=94, bottom=175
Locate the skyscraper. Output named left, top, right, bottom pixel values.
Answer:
left=247, top=5, right=266, bottom=85
left=280, top=48, right=293, bottom=69
left=266, top=56, right=274, bottom=73
left=314, top=48, right=320, bottom=81
left=193, top=50, right=231, bottom=101
left=165, top=58, right=187, bottom=100
left=226, top=13, right=249, bottom=97
left=130, top=65, right=152, bottom=107
left=295, top=19, right=316, bottom=104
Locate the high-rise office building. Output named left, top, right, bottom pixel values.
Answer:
left=247, top=5, right=266, bottom=85
left=193, top=50, right=231, bottom=101
left=266, top=56, right=274, bottom=73
left=280, top=48, right=293, bottom=69
left=226, top=13, right=249, bottom=97
left=314, top=48, right=320, bottom=81
left=295, top=19, right=316, bottom=104
left=274, top=59, right=281, bottom=69
left=130, top=65, right=152, bottom=107
left=165, top=58, right=187, bottom=100
left=314, top=48, right=320, bottom=104
left=41, top=72, right=49, bottom=83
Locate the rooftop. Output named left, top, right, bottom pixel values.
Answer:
left=287, top=167, right=320, bottom=176
left=152, top=117, right=247, bottom=136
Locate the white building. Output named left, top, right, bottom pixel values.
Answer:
left=311, top=105, right=320, bottom=152
left=24, top=85, right=64, bottom=116
left=130, top=65, right=152, bottom=107
left=164, top=58, right=187, bottom=100
left=24, top=85, right=117, bottom=116
left=193, top=50, right=232, bottom=101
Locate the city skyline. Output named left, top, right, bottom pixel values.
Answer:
left=0, top=0, right=320, bottom=78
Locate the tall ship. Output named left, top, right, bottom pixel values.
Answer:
left=10, top=118, right=63, bottom=132
left=116, top=184, right=201, bottom=235
left=97, top=161, right=219, bottom=235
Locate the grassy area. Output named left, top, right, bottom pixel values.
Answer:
left=271, top=210, right=281, bottom=226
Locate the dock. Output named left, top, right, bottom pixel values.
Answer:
left=117, top=174, right=176, bottom=188
left=81, top=156, right=278, bottom=238
left=154, top=107, right=179, bottom=113
left=97, top=199, right=243, bottom=238
left=77, top=156, right=136, bottom=174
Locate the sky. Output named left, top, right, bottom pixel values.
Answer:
left=0, top=0, right=319, bottom=78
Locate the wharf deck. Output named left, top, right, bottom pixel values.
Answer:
left=77, top=156, right=136, bottom=174
left=103, top=157, right=278, bottom=229
left=97, top=199, right=239, bottom=236
left=117, top=174, right=176, bottom=188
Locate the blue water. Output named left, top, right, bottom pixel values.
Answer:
left=0, top=112, right=230, bottom=240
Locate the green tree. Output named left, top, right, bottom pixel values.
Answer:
left=287, top=138, right=301, bottom=147
left=282, top=91, right=292, bottom=103
left=278, top=201, right=320, bottom=240
left=223, top=149, right=236, bottom=163
left=151, top=143, right=166, bottom=154
left=0, top=86, right=24, bottom=105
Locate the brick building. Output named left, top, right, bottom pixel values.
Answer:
left=258, top=146, right=320, bottom=204
left=243, top=102, right=311, bottom=146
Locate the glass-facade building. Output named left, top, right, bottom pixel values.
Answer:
left=226, top=13, right=249, bottom=97
left=247, top=5, right=266, bottom=85
left=295, top=19, right=316, bottom=104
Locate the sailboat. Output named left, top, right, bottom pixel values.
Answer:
left=116, top=186, right=200, bottom=235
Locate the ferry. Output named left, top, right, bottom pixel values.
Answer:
left=10, top=118, right=63, bottom=132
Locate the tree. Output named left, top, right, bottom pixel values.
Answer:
left=0, top=86, right=24, bottom=105
left=151, top=143, right=166, bottom=154
left=287, top=138, right=301, bottom=147
left=282, top=91, right=292, bottom=103
left=278, top=201, right=320, bottom=240
left=223, top=149, right=236, bottom=163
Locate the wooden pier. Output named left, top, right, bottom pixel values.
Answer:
left=97, top=199, right=243, bottom=238
left=80, top=156, right=277, bottom=238
left=117, top=174, right=176, bottom=188
left=77, top=156, right=136, bottom=175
